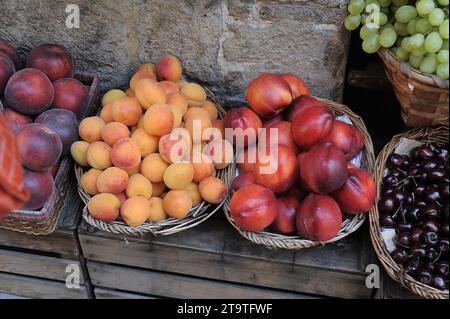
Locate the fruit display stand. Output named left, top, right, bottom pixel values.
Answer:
left=78, top=214, right=376, bottom=299
left=0, top=177, right=91, bottom=299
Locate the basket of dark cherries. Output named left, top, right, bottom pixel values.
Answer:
left=379, top=144, right=449, bottom=292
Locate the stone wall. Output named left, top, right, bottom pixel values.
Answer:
left=0, top=0, right=350, bottom=105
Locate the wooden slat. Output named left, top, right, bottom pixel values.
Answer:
left=79, top=216, right=374, bottom=298
left=94, top=288, right=157, bottom=299
left=0, top=273, right=88, bottom=299
left=0, top=248, right=84, bottom=283
left=88, top=262, right=318, bottom=299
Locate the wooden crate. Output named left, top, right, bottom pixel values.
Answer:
left=79, top=214, right=377, bottom=299
left=0, top=178, right=90, bottom=299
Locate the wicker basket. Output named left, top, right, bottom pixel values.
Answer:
left=76, top=90, right=235, bottom=236
left=369, top=125, right=449, bottom=299
left=224, top=98, right=376, bottom=250
left=378, top=48, right=449, bottom=127
left=0, top=71, right=100, bottom=235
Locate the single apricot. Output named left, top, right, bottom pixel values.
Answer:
left=101, top=122, right=130, bottom=146
left=120, top=196, right=151, bottom=227
left=131, top=128, right=159, bottom=157
left=135, top=78, right=166, bottom=109
left=96, top=167, right=129, bottom=194
left=141, top=153, right=169, bottom=183
left=102, top=89, right=126, bottom=106
left=181, top=83, right=206, bottom=107
left=163, top=161, right=194, bottom=190
left=111, top=138, right=141, bottom=169
left=162, top=190, right=192, bottom=219
left=126, top=173, right=153, bottom=199
left=81, top=168, right=102, bottom=195
left=111, top=97, right=142, bottom=126
left=156, top=55, right=182, bottom=82
left=199, top=177, right=228, bottom=204
left=148, top=197, right=167, bottom=222
left=143, top=103, right=174, bottom=136
left=86, top=141, right=112, bottom=170
left=88, top=193, right=120, bottom=222
left=71, top=141, right=90, bottom=167
left=79, top=116, right=105, bottom=143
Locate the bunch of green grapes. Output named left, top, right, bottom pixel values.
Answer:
left=345, top=0, right=449, bottom=80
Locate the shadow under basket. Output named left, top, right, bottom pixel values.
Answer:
left=224, top=97, right=376, bottom=250
left=76, top=89, right=235, bottom=237
left=378, top=48, right=449, bottom=127
left=0, top=71, right=100, bottom=235
left=369, top=125, right=449, bottom=299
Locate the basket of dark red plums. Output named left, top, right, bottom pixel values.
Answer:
left=0, top=40, right=98, bottom=234
left=370, top=125, right=449, bottom=299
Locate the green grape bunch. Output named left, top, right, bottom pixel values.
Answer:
left=344, top=0, right=449, bottom=80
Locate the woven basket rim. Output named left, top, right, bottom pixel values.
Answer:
left=78, top=88, right=235, bottom=237
left=223, top=97, right=376, bottom=250
left=368, top=125, right=449, bottom=299
left=378, top=48, right=449, bottom=89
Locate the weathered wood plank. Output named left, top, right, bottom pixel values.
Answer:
left=0, top=229, right=78, bottom=258
left=88, top=262, right=318, bottom=299
left=79, top=216, right=373, bottom=298
left=0, top=273, right=88, bottom=299
left=0, top=248, right=84, bottom=283
left=94, top=288, right=157, bottom=299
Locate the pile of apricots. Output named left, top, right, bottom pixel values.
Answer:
left=71, top=55, right=230, bottom=227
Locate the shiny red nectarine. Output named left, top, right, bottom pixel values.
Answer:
left=296, top=193, right=342, bottom=241
left=331, top=163, right=375, bottom=214
left=298, top=142, right=348, bottom=194
left=246, top=73, right=292, bottom=118
left=291, top=98, right=335, bottom=150
left=52, top=78, right=88, bottom=118
left=230, top=184, right=277, bottom=232
left=26, top=43, right=73, bottom=82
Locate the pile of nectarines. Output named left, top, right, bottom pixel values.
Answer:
left=1, top=41, right=85, bottom=211
left=227, top=72, right=375, bottom=241
left=73, top=55, right=229, bottom=228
